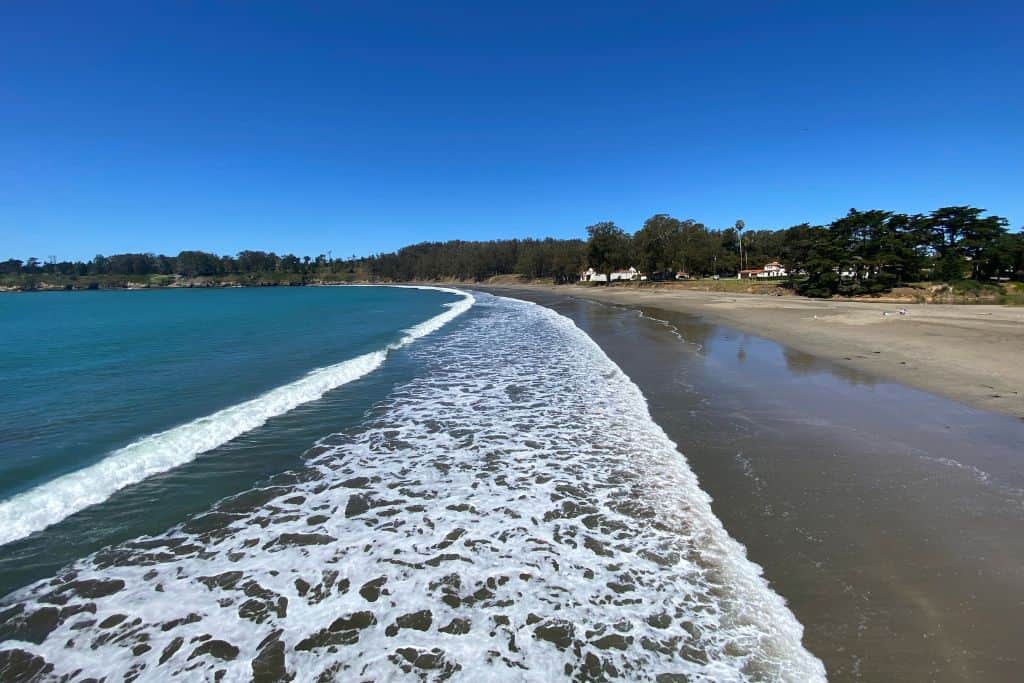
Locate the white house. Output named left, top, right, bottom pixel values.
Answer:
left=738, top=261, right=788, bottom=280
left=580, top=266, right=642, bottom=283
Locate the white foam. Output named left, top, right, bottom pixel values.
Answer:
left=0, top=287, right=474, bottom=547
left=1, top=291, right=823, bottom=681
left=390, top=286, right=476, bottom=345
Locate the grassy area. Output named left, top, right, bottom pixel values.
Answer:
left=578, top=277, right=787, bottom=295
left=999, top=282, right=1024, bottom=305
left=654, top=277, right=785, bottom=294
left=921, top=280, right=1006, bottom=304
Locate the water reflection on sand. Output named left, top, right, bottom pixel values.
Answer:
left=502, top=289, right=1024, bottom=683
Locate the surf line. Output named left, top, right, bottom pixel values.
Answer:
left=0, top=287, right=474, bottom=547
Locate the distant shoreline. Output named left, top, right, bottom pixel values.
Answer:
left=0, top=278, right=391, bottom=293
left=476, top=283, right=1024, bottom=419
left=4, top=275, right=1021, bottom=303
left=7, top=277, right=1022, bottom=418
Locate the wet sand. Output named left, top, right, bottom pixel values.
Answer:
left=483, top=284, right=1024, bottom=419
left=478, top=286, right=1024, bottom=682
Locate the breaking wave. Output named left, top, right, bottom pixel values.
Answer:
left=0, top=291, right=824, bottom=681
left=0, top=287, right=474, bottom=547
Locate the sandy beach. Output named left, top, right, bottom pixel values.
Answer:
left=483, top=284, right=1024, bottom=419
left=477, top=285, right=1024, bottom=681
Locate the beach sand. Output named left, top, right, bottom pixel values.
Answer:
left=483, top=284, right=1024, bottom=419
left=476, top=286, right=1024, bottom=682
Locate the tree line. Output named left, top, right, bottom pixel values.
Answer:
left=585, top=205, right=1022, bottom=296
left=1, top=250, right=333, bottom=279
left=3, top=205, right=1021, bottom=297
left=0, top=239, right=588, bottom=285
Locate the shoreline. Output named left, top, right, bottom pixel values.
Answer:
left=8, top=280, right=1021, bottom=417
left=479, top=285, right=1024, bottom=681
left=10, top=280, right=1021, bottom=417
left=478, top=283, right=1024, bottom=419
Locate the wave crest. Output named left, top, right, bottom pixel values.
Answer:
left=0, top=287, right=473, bottom=546
left=0, top=291, right=823, bottom=681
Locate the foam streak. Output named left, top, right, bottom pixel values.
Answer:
left=0, top=287, right=473, bottom=546
left=0, top=292, right=823, bottom=681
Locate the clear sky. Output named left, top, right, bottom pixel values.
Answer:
left=2, top=1, right=1021, bottom=261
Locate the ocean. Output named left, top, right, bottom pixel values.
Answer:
left=0, top=286, right=824, bottom=681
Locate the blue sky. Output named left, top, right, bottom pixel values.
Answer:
left=2, top=1, right=1021, bottom=261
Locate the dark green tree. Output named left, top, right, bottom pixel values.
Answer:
left=633, top=215, right=681, bottom=277
left=586, top=222, right=631, bottom=283
left=175, top=251, right=220, bottom=277
left=927, top=206, right=1009, bottom=281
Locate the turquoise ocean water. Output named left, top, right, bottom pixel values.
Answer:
left=0, top=286, right=823, bottom=680
left=0, top=286, right=463, bottom=593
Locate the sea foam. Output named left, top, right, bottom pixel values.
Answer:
left=0, top=292, right=824, bottom=681
left=0, top=287, right=474, bottom=547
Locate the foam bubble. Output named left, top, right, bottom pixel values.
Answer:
left=0, top=287, right=474, bottom=547
left=0, top=292, right=823, bottom=681
left=391, top=286, right=476, bottom=345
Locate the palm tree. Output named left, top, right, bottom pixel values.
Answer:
left=735, top=219, right=746, bottom=271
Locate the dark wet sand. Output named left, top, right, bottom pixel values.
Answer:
left=478, top=287, right=1024, bottom=683
left=478, top=283, right=1024, bottom=418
